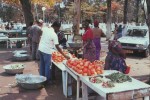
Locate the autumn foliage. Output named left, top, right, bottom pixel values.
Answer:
left=100, top=1, right=121, bottom=11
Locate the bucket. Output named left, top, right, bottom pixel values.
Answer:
left=125, top=66, right=130, bottom=74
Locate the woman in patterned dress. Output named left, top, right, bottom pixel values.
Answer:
left=82, top=19, right=96, bottom=62
left=104, top=40, right=127, bottom=73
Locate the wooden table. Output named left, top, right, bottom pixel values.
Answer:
left=51, top=49, right=72, bottom=97
left=80, top=70, right=150, bottom=100
left=63, top=62, right=81, bottom=100
left=9, top=37, right=27, bottom=48
left=0, top=37, right=9, bottom=48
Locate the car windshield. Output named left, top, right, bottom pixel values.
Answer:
left=127, top=29, right=147, bottom=37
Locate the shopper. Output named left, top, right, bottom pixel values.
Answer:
left=26, top=22, right=33, bottom=54
left=82, top=19, right=96, bottom=62
left=30, top=19, right=43, bottom=60
left=52, top=21, right=67, bottom=49
left=38, top=23, right=70, bottom=84
left=92, top=20, right=105, bottom=60
left=104, top=40, right=127, bottom=73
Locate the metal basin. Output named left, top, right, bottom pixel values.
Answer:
left=16, top=74, right=47, bottom=90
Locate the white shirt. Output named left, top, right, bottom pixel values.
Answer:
left=38, top=27, right=59, bottom=54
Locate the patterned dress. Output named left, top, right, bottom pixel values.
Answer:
left=82, top=28, right=96, bottom=62
left=104, top=40, right=127, bottom=73
left=93, top=37, right=101, bottom=60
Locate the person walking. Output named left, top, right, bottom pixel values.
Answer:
left=30, top=19, right=43, bottom=60
left=38, top=23, right=70, bottom=84
left=92, top=20, right=105, bottom=60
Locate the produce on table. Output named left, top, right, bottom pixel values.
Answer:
left=102, top=81, right=115, bottom=88
left=105, top=72, right=132, bottom=83
left=66, top=58, right=104, bottom=76
left=52, top=51, right=76, bottom=63
left=89, top=76, right=103, bottom=83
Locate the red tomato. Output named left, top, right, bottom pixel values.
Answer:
left=79, top=62, right=84, bottom=66
left=77, top=69, right=82, bottom=74
left=87, top=70, right=91, bottom=76
left=83, top=68, right=88, bottom=73
left=82, top=73, right=88, bottom=76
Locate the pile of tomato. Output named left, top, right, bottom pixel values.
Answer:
left=66, top=59, right=104, bottom=76
left=52, top=51, right=76, bottom=63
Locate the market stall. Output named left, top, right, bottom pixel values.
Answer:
left=80, top=70, right=150, bottom=100
left=63, top=58, right=150, bottom=100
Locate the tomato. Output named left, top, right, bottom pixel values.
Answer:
left=84, top=61, right=90, bottom=67
left=97, top=70, right=102, bottom=74
left=77, top=69, right=82, bottom=74
left=87, top=70, right=91, bottom=76
left=82, top=68, right=88, bottom=73
left=82, top=73, right=88, bottom=76
left=90, top=68, right=96, bottom=75
left=88, top=65, right=92, bottom=69
left=79, top=62, right=84, bottom=66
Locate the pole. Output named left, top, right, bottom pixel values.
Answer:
left=35, top=4, right=38, bottom=19
left=43, top=11, right=45, bottom=22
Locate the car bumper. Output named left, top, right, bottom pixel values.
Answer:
left=122, top=46, right=147, bottom=51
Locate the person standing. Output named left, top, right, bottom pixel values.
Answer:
left=92, top=20, right=105, bottom=60
left=38, top=24, right=70, bottom=84
left=52, top=21, right=67, bottom=49
left=114, top=25, right=123, bottom=40
left=82, top=19, right=96, bottom=62
left=30, top=20, right=43, bottom=60
left=26, top=22, right=33, bottom=54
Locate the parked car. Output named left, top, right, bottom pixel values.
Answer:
left=118, top=26, right=149, bottom=57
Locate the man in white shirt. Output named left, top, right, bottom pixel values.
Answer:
left=38, top=25, right=70, bottom=84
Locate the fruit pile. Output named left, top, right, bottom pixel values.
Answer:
left=66, top=59, right=104, bottom=76
left=52, top=51, right=76, bottom=63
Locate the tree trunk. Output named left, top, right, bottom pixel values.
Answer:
left=146, top=0, right=150, bottom=52
left=72, top=0, right=81, bottom=41
left=123, top=0, right=128, bottom=24
left=106, top=0, right=112, bottom=40
left=135, top=0, right=140, bottom=24
left=20, top=0, right=34, bottom=28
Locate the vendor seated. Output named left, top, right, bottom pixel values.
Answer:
left=104, top=40, right=127, bottom=74
left=52, top=21, right=67, bottom=49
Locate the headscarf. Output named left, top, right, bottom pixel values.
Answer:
left=94, top=20, right=99, bottom=27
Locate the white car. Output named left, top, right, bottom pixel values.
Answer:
left=118, top=26, right=149, bottom=57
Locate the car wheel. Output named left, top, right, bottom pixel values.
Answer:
left=143, top=49, right=149, bottom=57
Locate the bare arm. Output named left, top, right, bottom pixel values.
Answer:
left=55, top=44, right=70, bottom=59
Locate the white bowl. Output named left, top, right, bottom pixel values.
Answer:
left=3, top=64, right=25, bottom=74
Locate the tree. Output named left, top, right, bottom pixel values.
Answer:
left=3, top=0, right=62, bottom=27
left=106, top=0, right=112, bottom=40
left=135, top=0, right=140, bottom=23
left=123, top=0, right=128, bottom=24
left=20, top=0, right=34, bottom=27
left=146, top=0, right=150, bottom=52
